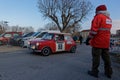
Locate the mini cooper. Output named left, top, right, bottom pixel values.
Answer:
left=28, top=32, right=76, bottom=56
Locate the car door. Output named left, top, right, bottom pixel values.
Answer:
left=55, top=34, right=65, bottom=52
left=64, top=35, right=73, bottom=51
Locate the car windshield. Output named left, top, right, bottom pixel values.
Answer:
left=42, top=33, right=54, bottom=40
left=22, top=32, right=35, bottom=37
left=36, top=32, right=47, bottom=38
left=0, top=33, right=4, bottom=37
left=32, top=32, right=40, bottom=37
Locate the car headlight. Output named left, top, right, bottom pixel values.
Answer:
left=28, top=42, right=30, bottom=45
left=36, top=42, right=39, bottom=46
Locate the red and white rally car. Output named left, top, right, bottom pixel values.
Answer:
left=28, top=32, right=76, bottom=56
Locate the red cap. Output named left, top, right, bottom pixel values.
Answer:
left=96, top=5, right=107, bottom=12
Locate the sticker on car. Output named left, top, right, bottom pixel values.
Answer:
left=56, top=42, right=65, bottom=51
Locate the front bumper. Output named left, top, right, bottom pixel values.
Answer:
left=28, top=45, right=41, bottom=52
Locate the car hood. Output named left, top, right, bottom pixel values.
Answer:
left=29, top=38, right=41, bottom=41
left=30, top=38, right=42, bottom=42
left=30, top=38, right=49, bottom=44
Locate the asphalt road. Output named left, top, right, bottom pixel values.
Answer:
left=0, top=44, right=120, bottom=80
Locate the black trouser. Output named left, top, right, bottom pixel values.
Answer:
left=91, top=47, right=113, bottom=75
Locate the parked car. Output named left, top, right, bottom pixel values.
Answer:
left=21, top=30, right=60, bottom=48
left=0, top=32, right=22, bottom=45
left=21, top=32, right=40, bottom=47
left=9, top=32, right=35, bottom=46
left=9, top=34, right=22, bottom=46
left=28, top=32, right=76, bottom=56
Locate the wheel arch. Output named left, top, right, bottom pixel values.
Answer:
left=42, top=46, right=53, bottom=53
left=69, top=45, right=77, bottom=53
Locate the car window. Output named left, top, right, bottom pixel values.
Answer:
left=42, top=33, right=54, bottom=40
left=0, top=33, right=4, bottom=37
left=13, top=33, right=19, bottom=37
left=22, top=33, right=30, bottom=37
left=37, top=32, right=47, bottom=38
left=59, top=35, right=64, bottom=41
left=4, top=33, right=12, bottom=37
left=55, top=34, right=64, bottom=41
left=32, top=32, right=40, bottom=37
left=65, top=35, right=72, bottom=41
left=23, top=32, right=35, bottom=37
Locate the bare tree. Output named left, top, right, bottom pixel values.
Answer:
left=0, top=25, right=3, bottom=34
left=37, top=22, right=58, bottom=31
left=44, top=22, right=58, bottom=30
left=10, top=25, right=34, bottom=34
left=0, top=21, right=9, bottom=33
left=23, top=26, right=34, bottom=33
left=11, top=26, right=19, bottom=32
left=38, top=0, right=93, bottom=32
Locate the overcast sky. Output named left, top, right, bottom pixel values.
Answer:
left=0, top=0, right=120, bottom=33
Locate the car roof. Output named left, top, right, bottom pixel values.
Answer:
left=40, top=30, right=71, bottom=35
left=41, top=30, right=60, bottom=33
left=48, top=32, right=71, bottom=35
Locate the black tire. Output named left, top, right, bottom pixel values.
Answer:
left=70, top=46, right=76, bottom=53
left=17, top=40, right=21, bottom=46
left=41, top=47, right=51, bottom=56
left=20, top=41, right=24, bottom=47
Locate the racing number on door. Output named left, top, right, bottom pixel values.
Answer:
left=56, top=42, right=65, bottom=51
left=58, top=43, right=62, bottom=50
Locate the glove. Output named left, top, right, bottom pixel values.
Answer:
left=85, top=37, right=91, bottom=45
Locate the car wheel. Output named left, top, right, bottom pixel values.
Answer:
left=20, top=41, right=24, bottom=47
left=70, top=46, right=76, bottom=53
left=41, top=47, right=51, bottom=56
left=17, top=40, right=21, bottom=46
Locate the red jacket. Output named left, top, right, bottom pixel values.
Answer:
left=89, top=12, right=112, bottom=48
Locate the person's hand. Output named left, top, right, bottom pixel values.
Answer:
left=86, top=37, right=91, bottom=45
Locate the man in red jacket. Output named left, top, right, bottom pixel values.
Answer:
left=86, top=5, right=113, bottom=78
